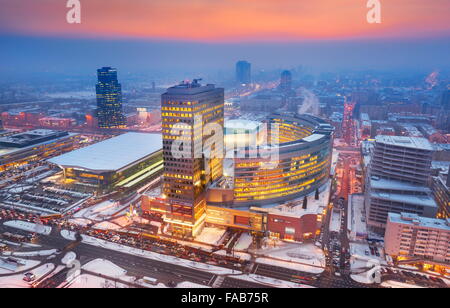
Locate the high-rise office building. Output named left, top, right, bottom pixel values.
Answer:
left=236, top=61, right=251, bottom=85
left=96, top=67, right=126, bottom=129
left=279, top=70, right=292, bottom=92
left=365, top=135, right=438, bottom=233
left=161, top=79, right=224, bottom=237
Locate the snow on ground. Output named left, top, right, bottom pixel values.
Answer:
left=234, top=274, right=315, bottom=288
left=350, top=242, right=386, bottom=264
left=61, top=230, right=76, bottom=241
left=0, top=273, right=32, bottom=288
left=93, top=221, right=122, bottom=231
left=69, top=232, right=241, bottom=276
left=74, top=200, right=127, bottom=222
left=234, top=233, right=253, bottom=251
left=7, top=249, right=57, bottom=257
left=256, top=257, right=324, bottom=274
left=61, top=252, right=77, bottom=265
left=82, top=259, right=127, bottom=278
left=213, top=249, right=252, bottom=261
left=329, top=210, right=341, bottom=233
left=176, top=281, right=210, bottom=288
left=347, top=194, right=368, bottom=241
left=195, top=227, right=226, bottom=245
left=67, top=274, right=130, bottom=288
left=111, top=216, right=132, bottom=228
left=68, top=218, right=91, bottom=227
left=0, top=258, right=40, bottom=276
left=3, top=220, right=52, bottom=235
left=351, top=272, right=376, bottom=284
left=254, top=240, right=325, bottom=268
left=381, top=280, right=424, bottom=288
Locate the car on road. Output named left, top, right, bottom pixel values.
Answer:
left=23, top=272, right=36, bottom=282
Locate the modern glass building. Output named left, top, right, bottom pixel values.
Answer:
left=207, top=113, right=334, bottom=207
left=236, top=60, right=251, bottom=85
left=161, top=80, right=224, bottom=237
left=96, top=67, right=126, bottom=129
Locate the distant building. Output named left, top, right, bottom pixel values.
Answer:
left=0, top=130, right=79, bottom=172
left=365, top=136, right=438, bottom=233
left=38, top=117, right=76, bottom=129
left=96, top=67, right=126, bottom=129
left=385, top=213, right=450, bottom=267
left=279, top=70, right=292, bottom=92
left=236, top=61, right=251, bottom=85
left=441, top=89, right=450, bottom=111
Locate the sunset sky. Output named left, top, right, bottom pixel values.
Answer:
left=0, top=0, right=449, bottom=77
left=1, top=0, right=449, bottom=41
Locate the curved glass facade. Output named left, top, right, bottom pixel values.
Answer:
left=231, top=114, right=333, bottom=206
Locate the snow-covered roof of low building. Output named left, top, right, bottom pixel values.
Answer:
left=49, top=132, right=162, bottom=172
left=370, top=191, right=437, bottom=208
left=388, top=213, right=450, bottom=231
left=375, top=135, right=433, bottom=151
left=369, top=177, right=430, bottom=193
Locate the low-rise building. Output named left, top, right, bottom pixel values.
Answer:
left=385, top=213, right=450, bottom=267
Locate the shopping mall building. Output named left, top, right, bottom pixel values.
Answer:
left=143, top=87, right=334, bottom=240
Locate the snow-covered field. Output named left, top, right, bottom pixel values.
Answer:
left=3, top=220, right=52, bottom=235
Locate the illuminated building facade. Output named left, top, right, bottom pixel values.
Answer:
left=208, top=114, right=334, bottom=207
left=96, top=67, right=126, bottom=129
left=161, top=80, right=224, bottom=237
left=49, top=133, right=163, bottom=191
left=0, top=130, right=79, bottom=172
left=385, top=213, right=450, bottom=267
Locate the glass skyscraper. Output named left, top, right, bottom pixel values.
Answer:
left=161, top=79, right=224, bottom=237
left=96, top=67, right=126, bottom=129
left=236, top=60, right=251, bottom=85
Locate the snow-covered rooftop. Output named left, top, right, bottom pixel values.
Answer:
left=388, top=213, right=450, bottom=231
left=375, top=135, right=433, bottom=151
left=49, top=132, right=162, bottom=172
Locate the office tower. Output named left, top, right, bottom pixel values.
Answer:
left=365, top=135, right=438, bottom=233
left=161, top=79, right=224, bottom=237
left=279, top=70, right=292, bottom=91
left=236, top=61, right=251, bottom=85
left=96, top=67, right=126, bottom=129
left=385, top=213, right=450, bottom=265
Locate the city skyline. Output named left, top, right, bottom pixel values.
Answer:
left=0, top=0, right=449, bottom=78
left=0, top=0, right=449, bottom=291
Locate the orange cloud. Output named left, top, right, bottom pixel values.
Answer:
left=0, top=0, right=449, bottom=41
